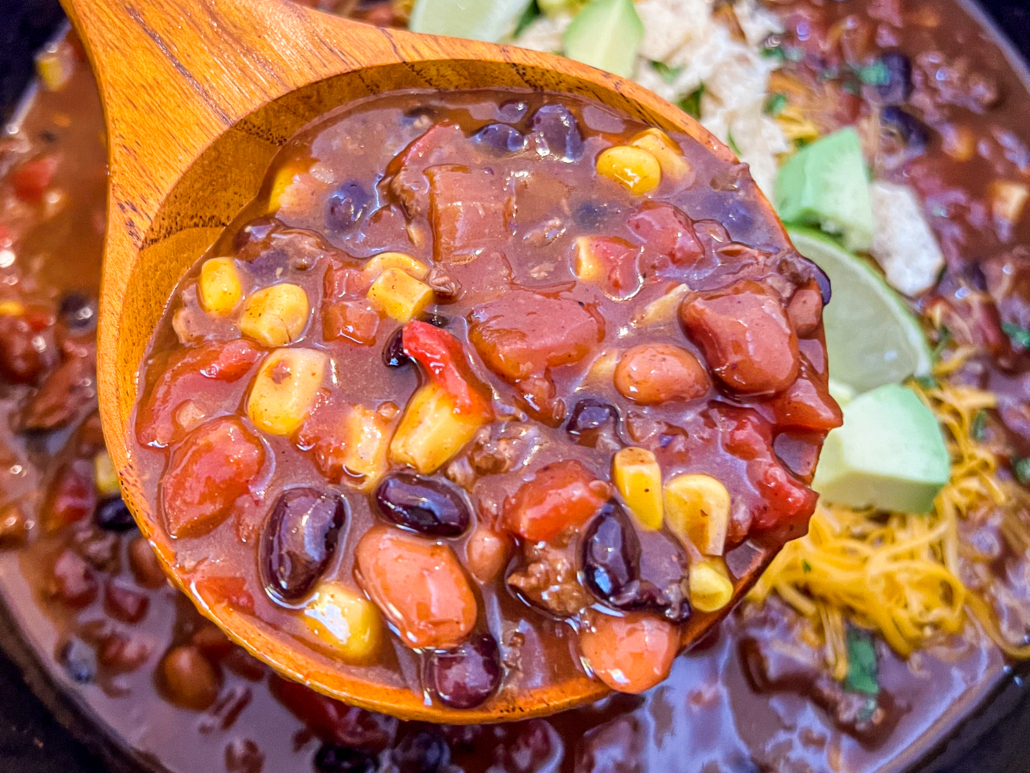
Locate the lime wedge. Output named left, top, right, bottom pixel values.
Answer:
left=789, top=227, right=932, bottom=393
left=563, top=0, right=644, bottom=79
left=409, top=0, right=534, bottom=42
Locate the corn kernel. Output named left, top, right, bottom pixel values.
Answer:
left=612, top=447, right=663, bottom=530
left=303, top=582, right=382, bottom=663
left=93, top=451, right=120, bottom=498
left=631, top=284, right=690, bottom=328
left=338, top=405, right=392, bottom=491
left=390, top=383, right=487, bottom=474
left=35, top=46, right=73, bottom=92
left=689, top=558, right=734, bottom=613
left=596, top=146, right=662, bottom=195
left=0, top=301, right=25, bottom=317
left=583, top=349, right=620, bottom=388
left=367, top=269, right=434, bottom=323
left=239, top=283, right=310, bottom=346
left=992, top=181, right=1029, bottom=225
left=574, top=237, right=604, bottom=283
left=198, top=258, right=243, bottom=316
left=362, top=252, right=429, bottom=281
left=247, top=348, right=327, bottom=436
left=267, top=159, right=311, bottom=214
left=664, top=473, right=730, bottom=556
left=629, top=129, right=693, bottom=183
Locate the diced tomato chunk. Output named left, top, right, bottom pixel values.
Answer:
left=752, top=463, right=819, bottom=532
left=160, top=418, right=266, bottom=538
left=427, top=166, right=510, bottom=262
left=12, top=155, right=59, bottom=204
left=576, top=237, right=642, bottom=299
left=402, top=320, right=492, bottom=418
left=323, top=300, right=379, bottom=345
left=767, top=367, right=842, bottom=433
left=681, top=280, right=799, bottom=395
left=323, top=265, right=367, bottom=300
left=136, top=340, right=262, bottom=447
left=628, top=203, right=704, bottom=270
left=469, top=289, right=604, bottom=383
left=503, top=460, right=608, bottom=543
left=386, top=123, right=467, bottom=217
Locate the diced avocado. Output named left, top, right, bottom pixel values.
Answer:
left=775, top=128, right=875, bottom=253
left=812, top=384, right=949, bottom=514
left=563, top=0, right=644, bottom=79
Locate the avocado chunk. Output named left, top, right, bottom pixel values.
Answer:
left=563, top=0, right=644, bottom=79
left=812, top=384, right=949, bottom=513
left=775, top=128, right=875, bottom=253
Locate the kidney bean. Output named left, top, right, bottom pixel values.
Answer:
left=314, top=744, right=377, bottom=773
left=128, top=536, right=167, bottom=588
left=159, top=418, right=266, bottom=539
left=20, top=351, right=96, bottom=433
left=270, top=675, right=398, bottom=750
left=97, top=632, right=151, bottom=673
left=581, top=501, right=691, bottom=622
left=58, top=637, right=96, bottom=684
left=393, top=731, right=451, bottom=773
left=104, top=579, right=150, bottom=623
left=326, top=180, right=372, bottom=233
left=424, top=634, right=502, bottom=709
left=628, top=202, right=704, bottom=269
left=473, top=123, right=527, bottom=154
left=48, top=549, right=98, bottom=608
left=465, top=528, right=511, bottom=583
left=260, top=488, right=347, bottom=603
left=614, top=344, right=710, bottom=405
left=503, top=460, right=608, bottom=543
left=529, top=104, right=584, bottom=161
left=579, top=612, right=678, bottom=694
left=161, top=645, right=220, bottom=710
left=355, top=526, right=477, bottom=649
left=681, top=280, right=799, bottom=394
left=94, top=496, right=135, bottom=532
left=374, top=473, right=470, bottom=537
left=71, top=528, right=120, bottom=572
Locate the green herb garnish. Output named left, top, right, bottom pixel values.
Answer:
left=971, top=410, right=987, bottom=443
left=727, top=129, right=742, bottom=157
left=678, top=84, right=705, bottom=120
left=1003, top=322, right=1030, bottom=350
left=514, top=0, right=542, bottom=37
left=855, top=59, right=891, bottom=87
left=913, top=375, right=939, bottom=391
left=845, top=627, right=880, bottom=696
left=932, top=325, right=953, bottom=362
left=764, top=92, right=787, bottom=116
left=1014, top=457, right=1030, bottom=487
left=651, top=60, right=684, bottom=84
left=802, top=559, right=812, bottom=574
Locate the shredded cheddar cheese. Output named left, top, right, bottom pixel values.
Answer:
left=750, top=352, right=1030, bottom=679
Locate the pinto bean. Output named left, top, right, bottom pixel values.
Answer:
left=613, top=344, right=710, bottom=405
left=578, top=612, right=678, bottom=694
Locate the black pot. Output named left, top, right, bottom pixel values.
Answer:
left=1, top=2, right=1030, bottom=772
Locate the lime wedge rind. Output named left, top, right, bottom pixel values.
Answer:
left=788, top=227, right=932, bottom=394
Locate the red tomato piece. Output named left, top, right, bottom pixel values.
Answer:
left=323, top=300, right=379, bottom=345
left=766, top=367, right=842, bottom=433
left=503, top=460, right=608, bottom=543
left=427, top=166, right=511, bottom=262
left=578, top=236, right=643, bottom=298
left=323, top=265, right=367, bottom=300
left=136, top=340, right=262, bottom=447
left=402, top=320, right=492, bottom=418
left=628, top=203, right=704, bottom=270
left=12, top=155, right=59, bottom=204
left=160, top=418, right=266, bottom=538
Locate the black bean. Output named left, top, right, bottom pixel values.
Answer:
left=566, top=399, right=619, bottom=447
left=421, top=312, right=449, bottom=328
left=581, top=501, right=691, bottom=622
left=94, top=496, right=136, bottom=532
left=383, top=328, right=411, bottom=368
left=314, top=744, right=377, bottom=773
left=880, top=106, right=931, bottom=154
left=393, top=731, right=451, bottom=773
left=497, top=99, right=529, bottom=123
left=326, top=181, right=372, bottom=233
left=876, top=52, right=913, bottom=104
left=58, top=637, right=96, bottom=684
left=472, top=123, right=527, bottom=154
left=573, top=201, right=620, bottom=231
left=812, top=263, right=832, bottom=305
left=58, top=292, right=97, bottom=332
left=425, top=634, right=501, bottom=709
left=530, top=104, right=584, bottom=161
left=260, top=488, right=347, bottom=603
left=374, top=473, right=470, bottom=538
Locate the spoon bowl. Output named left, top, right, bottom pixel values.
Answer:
left=62, top=0, right=785, bottom=722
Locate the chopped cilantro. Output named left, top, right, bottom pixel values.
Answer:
left=651, top=60, right=684, bottom=84
left=764, top=92, right=787, bottom=116
left=514, top=0, right=542, bottom=37
left=932, top=325, right=953, bottom=362
left=802, top=559, right=813, bottom=574
left=1014, top=457, right=1030, bottom=487
left=913, top=375, right=939, bottom=391
left=760, top=35, right=786, bottom=61
left=971, top=410, right=988, bottom=443
left=678, top=84, right=705, bottom=120
left=785, top=46, right=805, bottom=63
left=727, top=129, right=742, bottom=157
left=844, top=627, right=880, bottom=696
left=1003, top=322, right=1030, bottom=350
left=855, top=59, right=891, bottom=87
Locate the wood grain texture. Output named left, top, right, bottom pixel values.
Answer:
left=60, top=0, right=782, bottom=722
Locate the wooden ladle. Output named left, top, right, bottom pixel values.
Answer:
left=63, top=0, right=784, bottom=723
